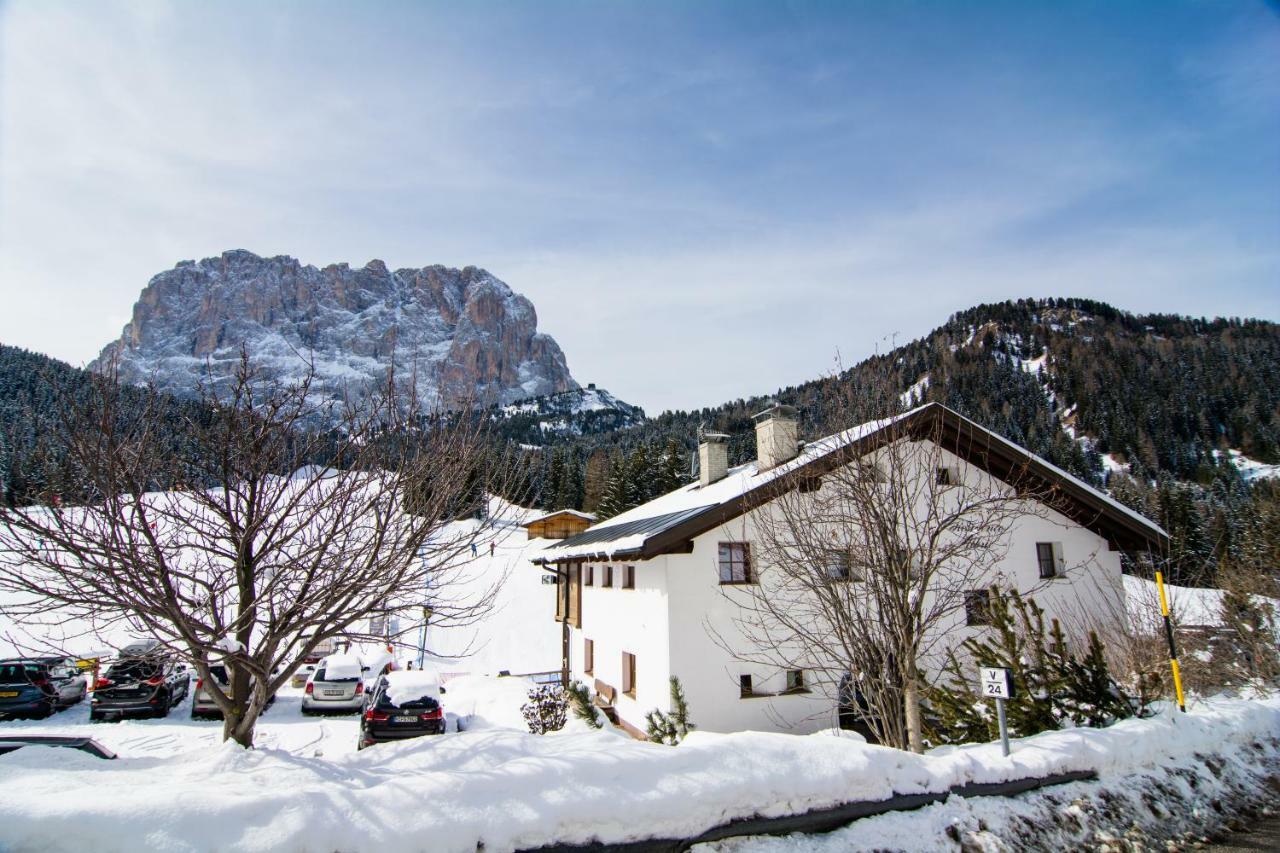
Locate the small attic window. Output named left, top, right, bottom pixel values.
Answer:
left=936, top=466, right=959, bottom=487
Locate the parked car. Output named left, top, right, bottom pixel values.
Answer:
left=0, top=658, right=88, bottom=719
left=301, top=654, right=368, bottom=714
left=357, top=670, right=445, bottom=749
left=191, top=665, right=277, bottom=720
left=90, top=644, right=189, bottom=721
left=290, top=662, right=318, bottom=689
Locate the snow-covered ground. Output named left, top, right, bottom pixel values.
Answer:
left=1124, top=574, right=1280, bottom=635
left=0, top=685, right=1276, bottom=852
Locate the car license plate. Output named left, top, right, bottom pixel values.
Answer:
left=323, top=690, right=344, bottom=696
left=0, top=691, right=17, bottom=698
left=392, top=715, right=416, bottom=723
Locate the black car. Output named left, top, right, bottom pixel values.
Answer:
left=90, top=646, right=189, bottom=722
left=357, top=672, right=445, bottom=749
left=0, top=658, right=88, bottom=719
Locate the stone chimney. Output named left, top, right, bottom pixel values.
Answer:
left=698, top=432, right=730, bottom=487
left=753, top=402, right=799, bottom=470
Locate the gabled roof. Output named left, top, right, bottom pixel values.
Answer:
left=523, top=508, right=597, bottom=527
left=534, top=403, right=1168, bottom=564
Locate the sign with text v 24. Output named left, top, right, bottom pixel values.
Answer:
left=980, top=666, right=1011, bottom=699
left=979, top=667, right=1012, bottom=756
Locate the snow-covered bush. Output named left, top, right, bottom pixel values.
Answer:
left=566, top=680, right=603, bottom=729
left=521, top=684, right=568, bottom=734
left=645, top=676, right=695, bottom=745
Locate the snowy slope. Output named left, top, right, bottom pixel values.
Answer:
left=0, top=692, right=1275, bottom=852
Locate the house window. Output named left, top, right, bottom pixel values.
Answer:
left=857, top=463, right=886, bottom=484
left=965, top=589, right=992, bottom=626
left=622, top=565, right=635, bottom=589
left=798, top=476, right=822, bottom=493
left=602, top=565, right=614, bottom=587
left=1036, top=542, right=1064, bottom=579
left=622, top=652, right=636, bottom=698
left=824, top=551, right=861, bottom=582
left=739, top=674, right=753, bottom=698
left=584, top=638, right=594, bottom=675
left=584, top=564, right=594, bottom=586
left=936, top=466, right=957, bottom=486
left=786, top=670, right=805, bottom=692
left=718, top=542, right=752, bottom=584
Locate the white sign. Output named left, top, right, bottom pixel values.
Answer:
left=979, top=666, right=1011, bottom=699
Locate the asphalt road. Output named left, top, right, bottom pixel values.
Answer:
left=1204, top=815, right=1280, bottom=852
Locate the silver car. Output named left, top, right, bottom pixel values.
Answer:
left=191, top=664, right=277, bottom=719
left=301, top=656, right=367, bottom=714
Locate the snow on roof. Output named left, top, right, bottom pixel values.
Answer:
left=524, top=509, right=597, bottom=526
left=382, top=669, right=441, bottom=706
left=320, top=654, right=363, bottom=680
left=539, top=410, right=917, bottom=562
left=538, top=403, right=1166, bottom=563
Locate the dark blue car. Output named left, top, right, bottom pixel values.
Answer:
left=0, top=659, right=87, bottom=719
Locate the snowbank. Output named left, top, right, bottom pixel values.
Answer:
left=0, top=695, right=1276, bottom=852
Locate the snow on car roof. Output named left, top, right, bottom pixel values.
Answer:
left=383, top=670, right=441, bottom=706
left=320, top=654, right=363, bottom=680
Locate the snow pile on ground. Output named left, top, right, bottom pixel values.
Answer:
left=1, top=693, right=1276, bottom=852
left=707, top=704, right=1280, bottom=852
left=1125, top=574, right=1280, bottom=634
left=382, top=670, right=440, bottom=706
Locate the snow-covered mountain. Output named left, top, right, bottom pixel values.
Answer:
left=497, top=384, right=645, bottom=440
left=92, top=250, right=580, bottom=410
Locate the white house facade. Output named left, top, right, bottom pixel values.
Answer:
left=534, top=403, right=1168, bottom=739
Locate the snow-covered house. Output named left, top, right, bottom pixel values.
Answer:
left=524, top=509, right=596, bottom=541
left=533, top=402, right=1168, bottom=738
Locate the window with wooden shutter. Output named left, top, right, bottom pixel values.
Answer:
left=555, top=570, right=565, bottom=622
left=584, top=638, right=594, bottom=675
left=567, top=563, right=582, bottom=628
left=622, top=565, right=635, bottom=589
left=739, top=674, right=753, bottom=698
left=602, top=565, right=613, bottom=587
left=622, top=651, right=636, bottom=698
left=718, top=542, right=752, bottom=584
left=584, top=564, right=594, bottom=586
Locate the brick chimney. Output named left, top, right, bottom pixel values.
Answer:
left=753, top=402, right=799, bottom=470
left=698, top=432, right=730, bottom=487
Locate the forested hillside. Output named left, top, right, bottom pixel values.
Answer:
left=5, top=298, right=1279, bottom=586
left=504, top=298, right=1280, bottom=586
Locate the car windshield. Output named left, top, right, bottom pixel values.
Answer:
left=106, top=659, right=161, bottom=681
left=0, top=664, right=41, bottom=685
left=375, top=691, right=439, bottom=712
left=312, top=669, right=358, bottom=683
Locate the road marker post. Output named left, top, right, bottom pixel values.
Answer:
left=1154, top=571, right=1187, bottom=712
left=979, top=666, right=1012, bottom=756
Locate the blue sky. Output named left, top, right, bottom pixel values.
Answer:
left=1, top=1, right=1276, bottom=412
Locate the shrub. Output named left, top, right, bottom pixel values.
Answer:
left=925, top=589, right=1140, bottom=746
left=645, top=676, right=695, bottom=745
left=521, top=684, right=568, bottom=734
left=566, top=680, right=603, bottom=729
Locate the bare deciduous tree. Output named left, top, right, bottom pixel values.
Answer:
left=0, top=353, right=515, bottom=746
left=712, top=373, right=1058, bottom=753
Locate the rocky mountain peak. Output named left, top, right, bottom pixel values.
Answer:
left=92, top=249, right=579, bottom=409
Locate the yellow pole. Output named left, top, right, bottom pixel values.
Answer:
left=1155, top=571, right=1187, bottom=712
